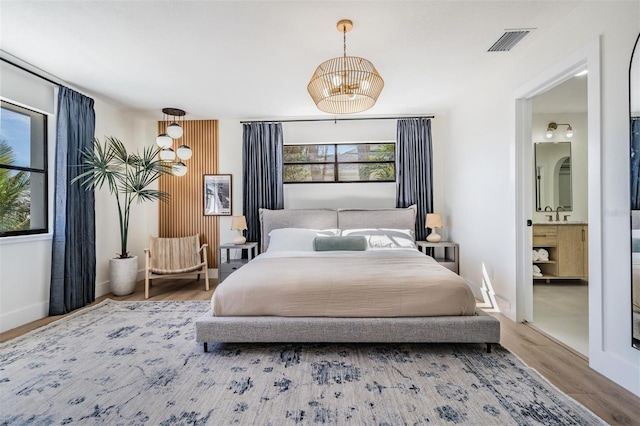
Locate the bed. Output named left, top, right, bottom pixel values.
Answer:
left=195, top=206, right=500, bottom=351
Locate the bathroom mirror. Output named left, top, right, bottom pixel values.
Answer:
left=629, top=33, right=639, bottom=350
left=534, top=142, right=572, bottom=211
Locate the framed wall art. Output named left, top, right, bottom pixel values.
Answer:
left=204, top=174, right=232, bottom=216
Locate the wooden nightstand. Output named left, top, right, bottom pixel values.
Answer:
left=218, top=242, right=258, bottom=283
left=416, top=241, right=459, bottom=274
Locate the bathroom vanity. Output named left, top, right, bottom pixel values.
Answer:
left=533, top=223, right=588, bottom=281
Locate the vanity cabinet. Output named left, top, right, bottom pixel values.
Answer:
left=533, top=224, right=588, bottom=280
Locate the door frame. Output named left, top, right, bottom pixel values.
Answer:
left=512, top=39, right=602, bottom=356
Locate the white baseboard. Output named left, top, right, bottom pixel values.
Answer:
left=95, top=279, right=111, bottom=298
left=98, top=269, right=219, bottom=298
left=0, top=301, right=49, bottom=333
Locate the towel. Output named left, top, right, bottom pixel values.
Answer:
left=533, top=264, right=543, bottom=277
left=532, top=249, right=540, bottom=262
left=537, top=248, right=549, bottom=261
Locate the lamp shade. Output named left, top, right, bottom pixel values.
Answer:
left=160, top=148, right=176, bottom=162
left=231, top=215, right=248, bottom=231
left=167, top=122, right=183, bottom=139
left=425, top=213, right=443, bottom=229
left=172, top=162, right=187, bottom=177
left=176, top=145, right=192, bottom=160
left=156, top=133, right=172, bottom=149
left=308, top=56, right=384, bottom=114
left=564, top=126, right=574, bottom=138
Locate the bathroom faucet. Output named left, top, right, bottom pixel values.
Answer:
left=555, top=206, right=565, bottom=221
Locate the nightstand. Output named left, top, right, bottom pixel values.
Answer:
left=416, top=241, right=459, bottom=274
left=218, top=242, right=258, bottom=283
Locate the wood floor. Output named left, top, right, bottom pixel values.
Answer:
left=2, top=278, right=639, bottom=425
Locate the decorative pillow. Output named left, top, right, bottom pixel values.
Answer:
left=313, top=235, right=367, bottom=251
left=267, top=228, right=340, bottom=252
left=341, top=228, right=416, bottom=249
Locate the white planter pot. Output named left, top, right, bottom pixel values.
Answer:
left=109, top=256, right=138, bottom=296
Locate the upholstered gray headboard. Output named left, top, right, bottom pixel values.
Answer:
left=259, top=209, right=338, bottom=253
left=337, top=205, right=416, bottom=232
left=259, top=205, right=417, bottom=252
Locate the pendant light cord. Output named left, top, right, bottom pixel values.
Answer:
left=342, top=24, right=347, bottom=92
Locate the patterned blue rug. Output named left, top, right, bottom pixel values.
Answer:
left=1, top=299, right=604, bottom=425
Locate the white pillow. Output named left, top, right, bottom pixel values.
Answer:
left=267, top=228, right=340, bottom=252
left=341, top=228, right=416, bottom=249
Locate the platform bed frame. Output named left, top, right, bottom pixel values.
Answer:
left=195, top=307, right=501, bottom=353
left=195, top=207, right=501, bottom=353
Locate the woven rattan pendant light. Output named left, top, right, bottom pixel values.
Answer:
left=307, top=19, right=384, bottom=114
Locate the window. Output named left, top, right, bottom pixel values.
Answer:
left=0, top=101, right=48, bottom=236
left=283, top=142, right=395, bottom=183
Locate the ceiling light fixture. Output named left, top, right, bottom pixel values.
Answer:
left=307, top=19, right=384, bottom=114
left=156, top=108, right=192, bottom=176
left=545, top=122, right=574, bottom=139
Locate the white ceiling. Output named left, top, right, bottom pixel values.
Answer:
left=532, top=74, right=588, bottom=114
left=1, top=1, right=584, bottom=121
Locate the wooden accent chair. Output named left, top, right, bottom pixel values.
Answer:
left=144, top=235, right=209, bottom=299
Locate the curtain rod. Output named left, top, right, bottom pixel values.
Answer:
left=240, top=115, right=434, bottom=124
left=1, top=57, right=64, bottom=88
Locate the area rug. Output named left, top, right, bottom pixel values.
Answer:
left=0, top=300, right=604, bottom=425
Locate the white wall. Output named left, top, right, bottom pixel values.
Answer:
left=532, top=113, right=588, bottom=223
left=0, top=61, right=146, bottom=331
left=0, top=61, right=56, bottom=332
left=282, top=120, right=397, bottom=210
left=218, top=120, right=244, bottom=250
left=446, top=2, right=639, bottom=395
left=92, top=101, right=150, bottom=296
left=215, top=118, right=448, bottom=238
left=632, top=35, right=640, bottom=116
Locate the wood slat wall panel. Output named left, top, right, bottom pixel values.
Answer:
left=158, top=120, right=220, bottom=267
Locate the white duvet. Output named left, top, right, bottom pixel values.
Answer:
left=212, top=249, right=477, bottom=317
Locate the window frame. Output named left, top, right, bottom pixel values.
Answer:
left=0, top=100, right=49, bottom=237
left=283, top=142, right=396, bottom=184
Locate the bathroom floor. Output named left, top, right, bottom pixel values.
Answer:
left=532, top=280, right=588, bottom=357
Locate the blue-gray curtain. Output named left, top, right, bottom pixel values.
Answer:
left=396, top=118, right=433, bottom=241
left=49, top=87, right=96, bottom=315
left=632, top=118, right=640, bottom=209
left=242, top=122, right=284, bottom=250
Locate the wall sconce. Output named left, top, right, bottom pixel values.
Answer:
left=156, top=108, right=193, bottom=176
left=545, top=122, right=574, bottom=139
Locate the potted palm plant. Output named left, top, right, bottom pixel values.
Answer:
left=73, top=137, right=172, bottom=295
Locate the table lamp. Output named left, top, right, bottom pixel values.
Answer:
left=231, top=215, right=248, bottom=244
left=425, top=213, right=443, bottom=242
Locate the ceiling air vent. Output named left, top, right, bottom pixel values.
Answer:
left=488, top=30, right=531, bottom=52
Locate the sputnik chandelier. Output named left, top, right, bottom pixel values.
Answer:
left=156, top=108, right=192, bottom=176
left=307, top=19, right=384, bottom=114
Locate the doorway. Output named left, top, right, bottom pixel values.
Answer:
left=513, top=39, right=602, bottom=362
left=530, top=77, right=589, bottom=356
